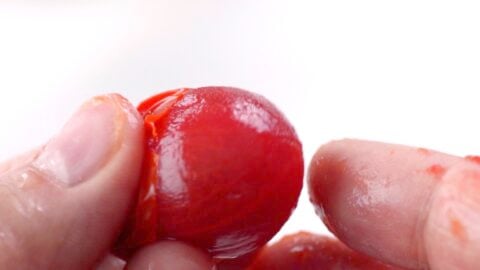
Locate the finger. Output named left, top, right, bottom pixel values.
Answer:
left=0, top=94, right=143, bottom=269
left=247, top=231, right=400, bottom=269
left=308, top=139, right=480, bottom=269
left=125, top=241, right=214, bottom=270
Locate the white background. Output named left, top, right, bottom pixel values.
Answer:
left=1, top=1, right=480, bottom=240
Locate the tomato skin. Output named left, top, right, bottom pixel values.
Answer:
left=115, top=87, right=304, bottom=261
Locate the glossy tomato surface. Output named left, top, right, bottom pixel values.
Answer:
left=248, top=232, right=399, bottom=270
left=115, top=87, right=304, bottom=261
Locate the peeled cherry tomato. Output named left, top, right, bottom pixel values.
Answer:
left=115, top=87, right=304, bottom=262
left=248, top=232, right=399, bottom=270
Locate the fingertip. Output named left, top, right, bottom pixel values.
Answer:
left=0, top=94, right=145, bottom=269
left=126, top=241, right=214, bottom=270
left=75, top=93, right=144, bottom=195
left=306, top=139, right=464, bottom=269
left=33, top=93, right=143, bottom=187
left=61, top=93, right=145, bottom=266
left=307, top=139, right=348, bottom=234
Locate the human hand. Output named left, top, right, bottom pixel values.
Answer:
left=249, top=139, right=480, bottom=270
left=0, top=94, right=213, bottom=270
left=4, top=94, right=478, bottom=270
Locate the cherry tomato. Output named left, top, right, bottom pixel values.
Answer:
left=115, top=87, right=304, bottom=262
left=248, top=232, right=399, bottom=270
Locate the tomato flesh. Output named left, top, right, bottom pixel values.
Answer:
left=115, top=87, right=304, bottom=261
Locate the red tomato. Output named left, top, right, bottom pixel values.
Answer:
left=115, top=87, right=304, bottom=262
left=248, top=232, right=399, bottom=270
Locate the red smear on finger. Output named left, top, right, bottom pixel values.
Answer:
left=450, top=217, right=468, bottom=243
left=465, top=155, right=480, bottom=165
left=417, top=148, right=431, bottom=155
left=426, top=164, right=446, bottom=178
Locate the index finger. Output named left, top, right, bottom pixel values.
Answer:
left=308, top=139, right=480, bottom=270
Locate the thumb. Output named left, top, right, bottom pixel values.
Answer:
left=0, top=94, right=143, bottom=269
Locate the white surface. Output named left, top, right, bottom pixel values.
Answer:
left=1, top=0, right=480, bottom=240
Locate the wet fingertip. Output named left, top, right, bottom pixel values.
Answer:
left=106, top=93, right=143, bottom=129
left=306, top=141, right=344, bottom=235
left=126, top=241, right=214, bottom=270
left=30, top=93, right=142, bottom=188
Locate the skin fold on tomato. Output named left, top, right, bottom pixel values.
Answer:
left=114, top=86, right=304, bottom=264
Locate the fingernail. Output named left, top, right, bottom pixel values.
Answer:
left=34, top=95, right=123, bottom=186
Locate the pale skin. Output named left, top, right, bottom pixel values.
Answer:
left=0, top=95, right=477, bottom=269
left=307, top=139, right=480, bottom=270
left=0, top=95, right=213, bottom=270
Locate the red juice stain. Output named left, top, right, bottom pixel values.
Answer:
left=450, top=218, right=467, bottom=242
left=417, top=148, right=431, bottom=155
left=426, top=164, right=446, bottom=178
left=465, top=155, right=480, bottom=165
